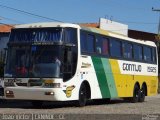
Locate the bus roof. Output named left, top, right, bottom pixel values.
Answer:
left=14, top=22, right=156, bottom=47
left=14, top=22, right=80, bottom=29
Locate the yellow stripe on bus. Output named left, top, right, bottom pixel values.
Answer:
left=109, top=59, right=158, bottom=97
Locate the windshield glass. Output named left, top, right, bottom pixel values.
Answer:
left=10, top=28, right=62, bottom=43
left=5, top=45, right=62, bottom=78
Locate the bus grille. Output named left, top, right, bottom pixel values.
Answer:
left=16, top=82, right=43, bottom=87
left=15, top=79, right=43, bottom=87
left=28, top=82, right=43, bottom=86
left=16, top=83, right=28, bottom=86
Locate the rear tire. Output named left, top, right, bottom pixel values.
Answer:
left=77, top=84, right=87, bottom=107
left=131, top=84, right=140, bottom=103
left=139, top=85, right=146, bottom=102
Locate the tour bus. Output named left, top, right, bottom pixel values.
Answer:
left=4, top=22, right=158, bottom=107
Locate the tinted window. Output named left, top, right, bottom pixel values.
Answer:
left=110, top=39, right=122, bottom=57
left=10, top=28, right=62, bottom=42
left=87, top=34, right=95, bottom=53
left=102, top=38, right=109, bottom=55
left=96, top=37, right=109, bottom=55
left=65, top=28, right=77, bottom=44
left=152, top=48, right=156, bottom=63
left=133, top=44, right=142, bottom=61
left=123, top=42, right=133, bottom=59
left=80, top=32, right=87, bottom=52
left=143, top=46, right=152, bottom=62
left=96, top=37, right=101, bottom=54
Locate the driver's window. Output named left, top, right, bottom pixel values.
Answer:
left=62, top=28, right=78, bottom=81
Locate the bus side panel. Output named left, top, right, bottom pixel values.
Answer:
left=109, top=59, right=129, bottom=97
left=91, top=57, right=118, bottom=99
left=84, top=56, right=158, bottom=99
left=109, top=59, right=158, bottom=97
left=80, top=56, right=103, bottom=99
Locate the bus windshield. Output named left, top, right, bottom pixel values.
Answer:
left=5, top=27, right=78, bottom=80
left=5, top=45, right=62, bottom=78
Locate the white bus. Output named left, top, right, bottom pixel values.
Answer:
left=4, top=22, right=158, bottom=107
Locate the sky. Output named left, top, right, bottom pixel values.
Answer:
left=0, top=0, right=160, bottom=33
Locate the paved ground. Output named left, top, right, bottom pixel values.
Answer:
left=0, top=95, right=160, bottom=120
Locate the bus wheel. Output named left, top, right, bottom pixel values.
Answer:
left=78, top=84, right=87, bottom=107
left=131, top=84, right=140, bottom=103
left=31, top=100, right=43, bottom=108
left=139, top=85, right=146, bottom=102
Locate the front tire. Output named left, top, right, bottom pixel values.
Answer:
left=77, top=84, right=87, bottom=107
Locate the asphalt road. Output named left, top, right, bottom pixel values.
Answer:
left=0, top=95, right=160, bottom=120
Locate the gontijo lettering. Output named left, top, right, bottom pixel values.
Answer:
left=123, top=63, right=142, bottom=72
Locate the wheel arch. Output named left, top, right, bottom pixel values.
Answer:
left=134, top=82, right=140, bottom=89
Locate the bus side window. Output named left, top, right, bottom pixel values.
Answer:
left=102, top=38, right=109, bottom=55
left=143, top=46, right=152, bottom=62
left=133, top=44, right=143, bottom=61
left=110, top=39, right=122, bottom=58
left=152, top=48, right=156, bottom=63
left=87, top=34, right=95, bottom=53
left=123, top=42, right=133, bottom=59
left=96, top=37, right=102, bottom=54
left=96, top=37, right=109, bottom=55
left=80, top=32, right=87, bottom=52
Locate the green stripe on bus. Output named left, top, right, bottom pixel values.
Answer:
left=91, top=57, right=111, bottom=98
left=101, top=58, right=118, bottom=98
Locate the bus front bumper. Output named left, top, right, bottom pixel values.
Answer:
left=4, top=87, right=67, bottom=101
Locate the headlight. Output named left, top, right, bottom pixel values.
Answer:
left=5, top=90, right=14, bottom=98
